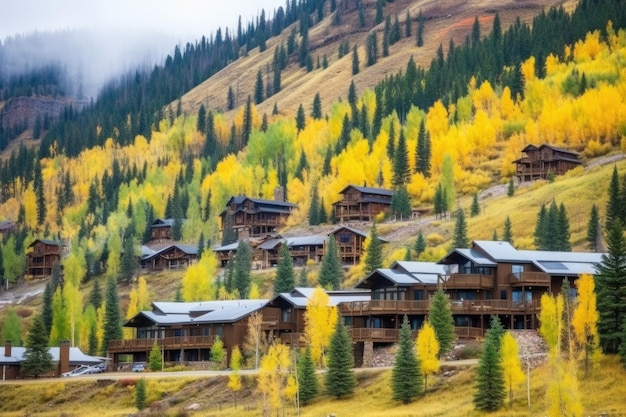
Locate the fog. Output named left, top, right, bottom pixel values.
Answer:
left=0, top=0, right=285, bottom=98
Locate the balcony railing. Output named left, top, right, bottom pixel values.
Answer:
left=339, top=300, right=430, bottom=315
left=509, top=272, right=551, bottom=286
left=340, top=299, right=540, bottom=315
left=108, top=335, right=215, bottom=353
left=449, top=299, right=540, bottom=313
left=445, top=274, right=495, bottom=289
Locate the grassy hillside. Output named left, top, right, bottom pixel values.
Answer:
left=1, top=354, right=625, bottom=416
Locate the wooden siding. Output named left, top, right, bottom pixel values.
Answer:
left=446, top=274, right=495, bottom=289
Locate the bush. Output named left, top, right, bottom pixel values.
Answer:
left=118, top=378, right=137, bottom=387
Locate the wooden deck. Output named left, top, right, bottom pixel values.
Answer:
left=108, top=335, right=215, bottom=353
left=339, top=299, right=540, bottom=315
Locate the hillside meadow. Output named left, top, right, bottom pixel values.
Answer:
left=1, top=355, right=625, bottom=416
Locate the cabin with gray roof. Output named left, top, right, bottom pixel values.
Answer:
left=150, top=218, right=176, bottom=241
left=513, top=144, right=581, bottom=182
left=140, top=244, right=198, bottom=271
left=25, top=238, right=64, bottom=277
left=332, top=185, right=394, bottom=223
left=330, top=225, right=388, bottom=265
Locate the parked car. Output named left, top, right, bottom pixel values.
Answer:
left=61, top=365, right=94, bottom=377
left=90, top=363, right=106, bottom=374
left=131, top=363, right=146, bottom=372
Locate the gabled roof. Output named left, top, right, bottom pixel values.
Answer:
left=126, top=299, right=268, bottom=327
left=270, top=287, right=370, bottom=308
left=355, top=262, right=443, bottom=289
left=329, top=226, right=389, bottom=243
left=226, top=195, right=298, bottom=208
left=152, top=218, right=175, bottom=227
left=473, top=241, right=531, bottom=263
left=257, top=235, right=327, bottom=250
left=438, top=248, right=498, bottom=267
left=28, top=238, right=62, bottom=247
left=141, top=244, right=198, bottom=260
left=213, top=241, right=240, bottom=252
left=338, top=185, right=394, bottom=197
left=0, top=347, right=102, bottom=365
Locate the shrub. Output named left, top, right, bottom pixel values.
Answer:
left=118, top=378, right=137, bottom=387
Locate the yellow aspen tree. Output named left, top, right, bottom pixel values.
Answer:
left=304, top=287, right=338, bottom=368
left=416, top=321, right=440, bottom=391
left=228, top=346, right=243, bottom=408
left=181, top=252, right=218, bottom=301
left=258, top=343, right=292, bottom=416
left=545, top=360, right=583, bottom=417
left=243, top=312, right=265, bottom=369
left=572, top=273, right=600, bottom=375
left=500, top=331, right=525, bottom=408
left=136, top=276, right=151, bottom=311
left=63, top=281, right=83, bottom=347
left=539, top=293, right=563, bottom=353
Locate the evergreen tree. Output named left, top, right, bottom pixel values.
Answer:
left=416, top=10, right=425, bottom=47
left=120, top=233, right=138, bottom=285
left=296, top=103, right=306, bottom=132
left=503, top=216, right=513, bottom=245
left=383, top=15, right=390, bottom=57
left=311, top=92, right=323, bottom=119
left=392, top=315, right=422, bottom=403
left=21, top=315, right=54, bottom=377
left=392, top=129, right=410, bottom=187
left=203, top=190, right=212, bottom=222
left=429, top=289, right=455, bottom=356
left=227, top=86, right=235, bottom=110
left=197, top=232, right=205, bottom=260
left=309, top=182, right=320, bottom=226
left=196, top=104, right=207, bottom=134
left=148, top=341, right=162, bottom=371
left=375, top=0, right=384, bottom=24
left=587, top=204, right=601, bottom=252
left=319, top=197, right=328, bottom=224
left=596, top=219, right=626, bottom=353
left=234, top=240, right=253, bottom=298
left=470, top=193, right=480, bottom=217
left=557, top=203, right=571, bottom=251
left=352, top=45, right=359, bottom=75
left=222, top=212, right=237, bottom=245
left=298, top=346, right=319, bottom=405
left=322, top=147, right=332, bottom=176
left=325, top=320, right=356, bottom=399
left=405, top=11, right=412, bottom=37
left=319, top=237, right=342, bottom=290
left=507, top=177, right=515, bottom=197
left=473, top=321, right=506, bottom=411
left=273, top=66, right=282, bottom=95
left=414, top=230, right=426, bottom=258
left=492, top=229, right=499, bottom=241
left=274, top=243, right=296, bottom=293
left=364, top=222, right=383, bottom=275
left=103, top=277, right=123, bottom=353
left=390, top=186, right=411, bottom=220
left=89, top=276, right=102, bottom=309
left=452, top=209, right=469, bottom=249
left=366, top=32, right=378, bottom=66
left=254, top=70, right=264, bottom=104
left=415, top=119, right=431, bottom=177
left=534, top=203, right=548, bottom=249
left=386, top=122, right=396, bottom=160
left=135, top=378, right=147, bottom=410
left=606, top=165, right=621, bottom=227
left=34, top=159, right=46, bottom=226
left=42, top=282, right=54, bottom=334
left=242, top=95, right=253, bottom=146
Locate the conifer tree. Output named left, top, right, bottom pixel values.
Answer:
left=392, top=315, right=422, bottom=403
left=319, top=197, right=328, bottom=224
left=503, top=216, right=513, bottom=245
left=416, top=10, right=425, bottom=47
left=34, top=159, right=46, bottom=226
left=557, top=203, right=571, bottom=251
left=298, top=346, right=319, bottom=405
left=534, top=203, right=548, bottom=249
left=325, top=320, right=356, bottom=399
left=148, top=341, right=162, bottom=371
left=429, top=289, right=455, bottom=356
left=103, top=277, right=123, bottom=353
left=587, top=204, right=601, bottom=252
left=227, top=86, right=235, bottom=110
left=473, top=320, right=506, bottom=411
left=392, top=128, right=410, bottom=187
left=319, top=237, right=342, bottom=290
left=311, top=92, right=323, bottom=119
left=606, top=165, right=621, bottom=227
left=492, top=229, right=499, bottom=241
left=135, top=378, right=147, bottom=410
left=42, top=281, right=54, bottom=334
left=364, top=222, right=383, bottom=275
left=196, top=104, right=206, bottom=134
left=414, top=230, right=426, bottom=258
left=309, top=182, right=320, bottom=226
left=470, top=193, right=480, bottom=217
left=222, top=212, right=237, bottom=245
left=352, top=45, right=359, bottom=75
left=596, top=219, right=626, bottom=353
left=405, top=11, right=412, bottom=37
left=296, top=103, right=306, bottom=132
left=234, top=241, right=253, bottom=298
left=366, top=32, right=378, bottom=66
left=452, top=209, right=469, bottom=249
left=242, top=95, right=253, bottom=146
left=507, top=177, right=515, bottom=197
left=254, top=70, right=264, bottom=104
left=390, top=186, right=411, bottom=220
left=275, top=243, right=296, bottom=293
left=21, top=315, right=54, bottom=377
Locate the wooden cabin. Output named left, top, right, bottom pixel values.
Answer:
left=150, top=218, right=175, bottom=241
left=26, top=239, right=63, bottom=277
left=513, top=144, right=581, bottom=182
left=332, top=185, right=393, bottom=223
left=329, top=226, right=387, bottom=265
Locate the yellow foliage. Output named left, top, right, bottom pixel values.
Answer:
left=258, top=343, right=292, bottom=415
left=426, top=233, right=445, bottom=247
left=573, top=30, right=604, bottom=62
left=227, top=346, right=243, bottom=393
left=181, top=252, right=218, bottom=302
left=539, top=293, right=563, bottom=353
left=545, top=358, right=583, bottom=417
left=521, top=56, right=536, bottom=85
left=500, top=332, right=525, bottom=406
left=416, top=321, right=439, bottom=389
left=572, top=274, right=600, bottom=371
left=304, top=288, right=338, bottom=368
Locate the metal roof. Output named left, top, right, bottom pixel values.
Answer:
left=0, top=347, right=102, bottom=365
left=338, top=184, right=394, bottom=196
left=473, top=241, right=531, bottom=262
left=392, top=261, right=447, bottom=275
left=271, top=287, right=370, bottom=308
left=212, top=241, right=240, bottom=252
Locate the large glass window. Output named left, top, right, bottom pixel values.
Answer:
left=413, top=290, right=424, bottom=300
left=512, top=264, right=524, bottom=279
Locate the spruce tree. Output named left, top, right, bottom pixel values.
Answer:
left=414, top=230, right=426, bottom=257
left=364, top=222, right=383, bottom=275
left=557, top=202, right=571, bottom=251
left=311, top=92, right=322, bottom=120
left=352, top=45, right=359, bottom=75
left=470, top=193, right=480, bottom=217
left=197, top=232, right=205, bottom=260
left=42, top=282, right=54, bottom=334
left=21, top=315, right=54, bottom=377
left=309, top=182, right=321, bottom=226
left=507, top=177, right=515, bottom=197
left=606, top=165, right=621, bottom=227
left=298, top=346, right=319, bottom=405
left=587, top=204, right=600, bottom=251
left=274, top=243, right=296, bottom=293
left=319, top=237, right=342, bottom=290
left=196, top=104, right=206, bottom=134
left=296, top=103, right=306, bottom=132
left=392, top=128, right=410, bottom=187
left=390, top=186, right=411, bottom=220
left=392, top=315, right=423, bottom=403
left=325, top=320, right=356, bottom=399
left=452, top=209, right=469, bottom=249
left=234, top=240, right=253, bottom=298
left=135, top=378, right=147, bottom=410
left=242, top=95, right=253, bottom=146
left=429, top=289, right=455, bottom=356
left=502, top=216, right=513, bottom=246
left=319, top=197, right=328, bottom=224
left=596, top=219, right=626, bottom=353
left=473, top=321, right=506, bottom=411
left=103, top=277, right=123, bottom=353
left=254, top=70, right=264, bottom=104
left=148, top=342, right=162, bottom=371
left=534, top=203, right=548, bottom=250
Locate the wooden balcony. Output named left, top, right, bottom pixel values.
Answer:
left=349, top=328, right=399, bottom=342
left=509, top=272, right=551, bottom=286
left=279, top=333, right=304, bottom=345
left=445, top=274, right=495, bottom=289
left=339, top=300, right=430, bottom=316
left=108, top=335, right=215, bottom=354
left=449, top=299, right=540, bottom=313
left=454, top=326, right=484, bottom=339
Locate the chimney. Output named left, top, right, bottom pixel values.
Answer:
left=4, top=340, right=11, bottom=357
left=58, top=340, right=70, bottom=376
left=274, top=186, right=284, bottom=202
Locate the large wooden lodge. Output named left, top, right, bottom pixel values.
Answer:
left=111, top=241, right=603, bottom=367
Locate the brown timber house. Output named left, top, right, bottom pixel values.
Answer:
left=332, top=185, right=393, bottom=223
left=220, top=194, right=297, bottom=240
left=25, top=239, right=64, bottom=277
left=513, top=144, right=581, bottom=182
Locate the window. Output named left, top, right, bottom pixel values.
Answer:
left=512, top=264, right=524, bottom=279
left=500, top=290, right=507, bottom=300
left=339, top=233, right=351, bottom=243
left=413, top=290, right=424, bottom=301
left=343, top=317, right=352, bottom=327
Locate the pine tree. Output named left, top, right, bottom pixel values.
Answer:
left=429, top=289, right=455, bottom=356
left=309, top=182, right=320, bottom=226
left=596, top=219, right=626, bottom=353
left=414, top=230, right=426, bottom=258
left=196, top=104, right=207, bottom=134
left=42, top=282, right=54, bottom=334
left=319, top=237, right=342, bottom=290
left=148, top=341, right=162, bottom=371
left=135, top=378, right=147, bottom=410
left=503, top=216, right=513, bottom=245
left=254, top=70, right=264, bottom=104
left=325, top=320, right=356, bottom=399
left=507, top=177, right=515, bottom=197
left=311, top=92, right=322, bottom=119
left=557, top=203, right=571, bottom=251
left=274, top=243, right=296, bottom=293
left=103, top=277, right=123, bottom=353
left=452, top=209, right=469, bottom=249
left=21, top=315, right=54, bottom=377
left=392, top=315, right=422, bottom=403
left=364, top=222, right=383, bottom=275
left=470, top=193, right=480, bottom=217
left=606, top=165, right=621, bottom=227
left=319, top=197, right=328, bottom=224
left=473, top=321, right=506, bottom=411
left=366, top=32, right=378, bottom=66
left=242, top=95, right=253, bottom=146
left=392, top=129, right=410, bottom=187
left=352, top=45, right=359, bottom=75
left=222, top=212, right=237, bottom=245
left=298, top=346, right=319, bottom=405
left=234, top=240, right=253, bottom=298
left=587, top=204, right=601, bottom=252
left=227, top=86, right=235, bottom=110
left=390, top=186, right=411, bottom=220
left=296, top=103, right=306, bottom=132
left=416, top=10, right=425, bottom=47
left=405, top=11, right=412, bottom=37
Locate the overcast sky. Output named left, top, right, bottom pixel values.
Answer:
left=0, top=0, right=286, bottom=40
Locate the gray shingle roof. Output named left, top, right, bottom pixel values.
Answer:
left=0, top=347, right=102, bottom=365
